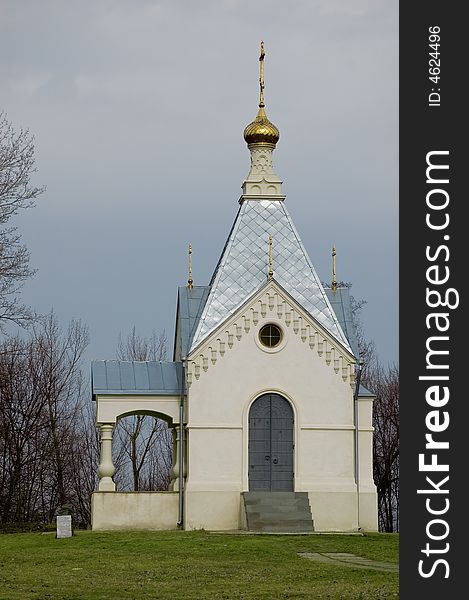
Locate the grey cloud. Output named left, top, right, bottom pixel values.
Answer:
left=2, top=0, right=398, bottom=366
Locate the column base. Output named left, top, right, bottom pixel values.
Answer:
left=98, top=478, right=116, bottom=492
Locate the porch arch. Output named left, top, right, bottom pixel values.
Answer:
left=96, top=401, right=182, bottom=493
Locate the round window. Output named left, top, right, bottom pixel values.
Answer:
left=259, top=323, right=282, bottom=348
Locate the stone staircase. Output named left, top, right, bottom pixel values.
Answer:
left=242, top=492, right=314, bottom=533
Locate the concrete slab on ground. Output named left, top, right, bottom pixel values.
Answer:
left=299, top=552, right=399, bottom=572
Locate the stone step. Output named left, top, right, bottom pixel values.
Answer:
left=250, top=522, right=314, bottom=533
left=247, top=509, right=312, bottom=519
left=244, top=493, right=309, bottom=501
left=244, top=493, right=309, bottom=504
left=248, top=521, right=314, bottom=532
left=246, top=505, right=311, bottom=515
left=245, top=500, right=308, bottom=510
left=242, top=491, right=314, bottom=533
left=244, top=492, right=308, bottom=500
left=252, top=527, right=314, bottom=534
left=243, top=492, right=309, bottom=497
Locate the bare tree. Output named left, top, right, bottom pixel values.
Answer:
left=351, top=293, right=399, bottom=532
left=113, top=327, right=172, bottom=492
left=0, top=334, right=47, bottom=523
left=31, top=314, right=89, bottom=508
left=67, top=399, right=100, bottom=527
left=0, top=313, right=93, bottom=527
left=0, top=113, right=45, bottom=331
left=362, top=361, right=399, bottom=532
left=117, top=326, right=167, bottom=362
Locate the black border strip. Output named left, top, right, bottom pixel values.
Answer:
left=400, top=3, right=465, bottom=597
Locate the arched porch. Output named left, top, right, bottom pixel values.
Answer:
left=91, top=360, right=185, bottom=530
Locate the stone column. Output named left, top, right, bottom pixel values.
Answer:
left=97, top=424, right=116, bottom=491
left=169, top=427, right=180, bottom=492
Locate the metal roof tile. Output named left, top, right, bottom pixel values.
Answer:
left=91, top=360, right=107, bottom=391
left=147, top=362, right=164, bottom=390
left=105, top=361, right=121, bottom=390
left=325, top=287, right=359, bottom=358
left=133, top=361, right=150, bottom=389
left=175, top=286, right=210, bottom=358
left=118, top=360, right=136, bottom=390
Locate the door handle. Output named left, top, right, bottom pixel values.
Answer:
left=273, top=458, right=278, bottom=465
left=265, top=455, right=270, bottom=461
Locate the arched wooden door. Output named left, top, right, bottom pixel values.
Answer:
left=248, top=394, right=294, bottom=491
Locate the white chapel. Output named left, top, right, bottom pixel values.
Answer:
left=91, top=43, right=378, bottom=533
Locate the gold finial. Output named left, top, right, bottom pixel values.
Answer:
left=259, top=40, right=265, bottom=109
left=268, top=234, right=273, bottom=280
left=188, top=244, right=193, bottom=290
left=332, top=246, right=337, bottom=292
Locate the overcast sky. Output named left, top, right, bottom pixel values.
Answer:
left=1, top=0, right=398, bottom=367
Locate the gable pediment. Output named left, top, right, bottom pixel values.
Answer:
left=187, top=279, right=357, bottom=389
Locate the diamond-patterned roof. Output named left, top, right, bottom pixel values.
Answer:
left=190, top=199, right=352, bottom=353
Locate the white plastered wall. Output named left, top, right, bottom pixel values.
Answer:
left=184, top=282, right=377, bottom=531
left=92, top=492, right=178, bottom=530
left=96, top=394, right=181, bottom=425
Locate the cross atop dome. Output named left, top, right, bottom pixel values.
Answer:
left=243, top=41, right=280, bottom=149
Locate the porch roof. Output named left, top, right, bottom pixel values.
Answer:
left=91, top=360, right=183, bottom=397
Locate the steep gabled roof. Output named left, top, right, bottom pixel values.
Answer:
left=173, top=285, right=210, bottom=360
left=190, top=199, right=352, bottom=354
left=325, top=286, right=359, bottom=358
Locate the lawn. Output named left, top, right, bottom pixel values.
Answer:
left=0, top=530, right=399, bottom=599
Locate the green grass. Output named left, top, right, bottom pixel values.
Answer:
left=0, top=530, right=398, bottom=599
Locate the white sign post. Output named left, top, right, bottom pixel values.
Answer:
left=56, top=515, right=72, bottom=538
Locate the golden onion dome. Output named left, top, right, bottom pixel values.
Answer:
left=244, top=106, right=280, bottom=147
